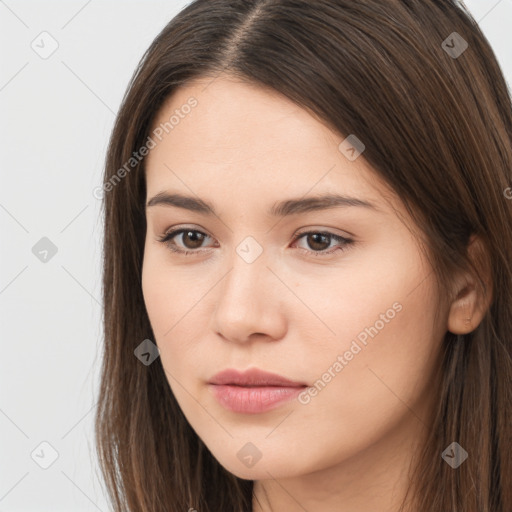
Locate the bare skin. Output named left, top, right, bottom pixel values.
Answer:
left=141, top=75, right=489, bottom=511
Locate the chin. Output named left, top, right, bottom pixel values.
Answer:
left=211, top=449, right=304, bottom=481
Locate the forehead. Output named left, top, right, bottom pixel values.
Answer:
left=145, top=76, right=395, bottom=211
left=148, top=76, right=351, bottom=160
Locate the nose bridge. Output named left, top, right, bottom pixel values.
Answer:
left=220, top=237, right=270, bottom=309
left=212, top=236, right=285, bottom=341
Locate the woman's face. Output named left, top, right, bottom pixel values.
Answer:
left=141, top=76, right=447, bottom=482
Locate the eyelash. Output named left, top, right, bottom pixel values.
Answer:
left=156, top=228, right=354, bottom=258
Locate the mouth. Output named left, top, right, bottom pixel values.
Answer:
left=208, top=368, right=308, bottom=414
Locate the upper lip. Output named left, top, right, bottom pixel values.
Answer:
left=208, top=368, right=307, bottom=387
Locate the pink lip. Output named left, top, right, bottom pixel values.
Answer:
left=208, top=368, right=307, bottom=414
left=208, top=368, right=307, bottom=387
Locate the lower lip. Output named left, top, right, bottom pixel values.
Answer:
left=208, top=384, right=306, bottom=414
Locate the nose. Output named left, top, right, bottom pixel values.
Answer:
left=211, top=246, right=287, bottom=344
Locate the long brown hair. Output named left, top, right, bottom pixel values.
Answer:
left=94, top=1, right=512, bottom=510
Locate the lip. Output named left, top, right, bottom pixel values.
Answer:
left=208, top=368, right=307, bottom=387
left=208, top=368, right=308, bottom=414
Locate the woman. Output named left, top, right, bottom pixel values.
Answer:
left=95, top=1, right=512, bottom=510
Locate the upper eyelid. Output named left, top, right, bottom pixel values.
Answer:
left=162, top=227, right=348, bottom=239
left=163, top=227, right=214, bottom=242
left=161, top=224, right=352, bottom=238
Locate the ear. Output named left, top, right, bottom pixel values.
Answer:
left=447, top=234, right=493, bottom=335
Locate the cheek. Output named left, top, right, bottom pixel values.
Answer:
left=141, top=249, right=209, bottom=386
left=142, top=257, right=171, bottom=338
left=298, top=260, right=441, bottom=431
left=141, top=247, right=201, bottom=338
left=295, top=240, right=441, bottom=413
left=286, top=235, right=432, bottom=356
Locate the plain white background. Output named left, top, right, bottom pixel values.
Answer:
left=1, top=1, right=511, bottom=510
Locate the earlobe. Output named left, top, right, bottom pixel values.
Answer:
left=446, top=235, right=493, bottom=335
left=447, top=289, right=479, bottom=334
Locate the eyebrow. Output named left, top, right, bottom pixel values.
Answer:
left=146, top=192, right=379, bottom=216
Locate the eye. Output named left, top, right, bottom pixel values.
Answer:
left=157, top=228, right=216, bottom=255
left=292, top=230, right=354, bottom=257
left=157, top=227, right=354, bottom=258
